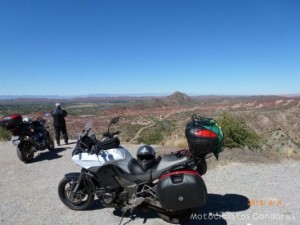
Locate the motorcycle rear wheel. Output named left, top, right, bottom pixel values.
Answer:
left=17, top=141, right=34, bottom=163
left=197, top=158, right=207, bottom=175
left=58, top=176, right=95, bottom=210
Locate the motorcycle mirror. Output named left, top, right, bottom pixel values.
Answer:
left=107, top=117, right=119, bottom=135
left=111, top=117, right=119, bottom=125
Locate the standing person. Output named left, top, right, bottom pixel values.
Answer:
left=51, top=103, right=68, bottom=146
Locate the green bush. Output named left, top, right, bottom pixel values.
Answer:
left=217, top=113, right=260, bottom=149
left=0, top=127, right=11, bottom=141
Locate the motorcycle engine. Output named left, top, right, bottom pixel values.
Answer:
left=102, top=192, right=116, bottom=205
left=97, top=189, right=129, bottom=207
left=96, top=188, right=116, bottom=206
left=31, top=132, right=47, bottom=148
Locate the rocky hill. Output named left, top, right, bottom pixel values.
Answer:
left=165, top=91, right=193, bottom=105
left=140, top=91, right=195, bottom=108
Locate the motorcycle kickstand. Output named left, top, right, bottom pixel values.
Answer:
left=118, top=207, right=133, bottom=225
left=118, top=210, right=125, bottom=225
left=118, top=197, right=144, bottom=225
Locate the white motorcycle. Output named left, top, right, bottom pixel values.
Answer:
left=58, top=116, right=219, bottom=223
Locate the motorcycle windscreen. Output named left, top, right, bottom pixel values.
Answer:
left=84, top=119, right=96, bottom=131
left=156, top=170, right=207, bottom=210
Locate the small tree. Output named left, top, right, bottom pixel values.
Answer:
left=217, top=113, right=260, bottom=149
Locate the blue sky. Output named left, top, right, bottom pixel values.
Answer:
left=0, top=0, right=299, bottom=96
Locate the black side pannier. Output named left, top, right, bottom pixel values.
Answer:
left=185, top=114, right=223, bottom=159
left=156, top=170, right=207, bottom=210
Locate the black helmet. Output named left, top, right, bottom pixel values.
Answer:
left=137, top=145, right=156, bottom=171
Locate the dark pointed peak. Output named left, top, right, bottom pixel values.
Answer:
left=167, top=91, right=191, bottom=101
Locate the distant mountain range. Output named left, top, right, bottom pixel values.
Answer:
left=0, top=93, right=171, bottom=100
left=1, top=92, right=300, bottom=100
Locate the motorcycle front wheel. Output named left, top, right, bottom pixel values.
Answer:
left=58, top=176, right=95, bottom=210
left=47, top=136, right=55, bottom=151
left=17, top=141, right=34, bottom=163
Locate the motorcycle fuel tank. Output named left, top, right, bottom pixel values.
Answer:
left=72, top=146, right=133, bottom=172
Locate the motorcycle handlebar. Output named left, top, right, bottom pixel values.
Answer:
left=112, top=131, right=121, bottom=136
left=81, top=127, right=92, bottom=134
left=103, top=131, right=121, bottom=138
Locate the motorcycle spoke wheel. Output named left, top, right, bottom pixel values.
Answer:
left=17, top=142, right=34, bottom=163
left=47, top=136, right=55, bottom=151
left=58, top=177, right=94, bottom=210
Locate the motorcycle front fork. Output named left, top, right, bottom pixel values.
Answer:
left=72, top=171, right=84, bottom=193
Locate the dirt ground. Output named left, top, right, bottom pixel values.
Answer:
left=0, top=141, right=299, bottom=225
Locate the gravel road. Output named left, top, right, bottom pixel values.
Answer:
left=0, top=141, right=299, bottom=225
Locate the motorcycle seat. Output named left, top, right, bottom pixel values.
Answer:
left=151, top=154, right=189, bottom=178
left=127, top=154, right=189, bottom=182
left=128, top=157, right=161, bottom=176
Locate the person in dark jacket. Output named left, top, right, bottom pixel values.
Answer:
left=51, top=103, right=68, bottom=146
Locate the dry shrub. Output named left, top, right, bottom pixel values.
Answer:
left=164, top=137, right=188, bottom=148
